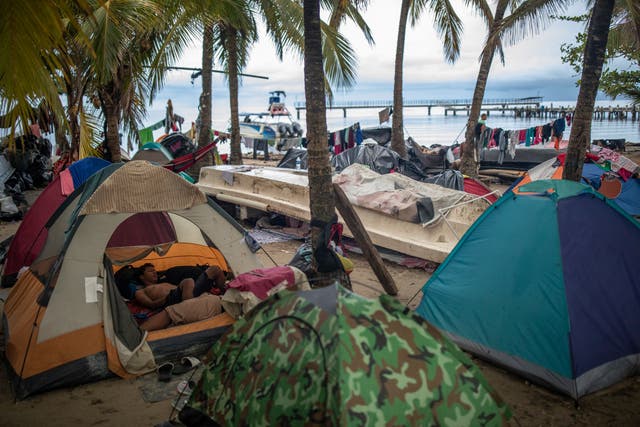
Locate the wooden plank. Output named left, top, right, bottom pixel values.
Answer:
left=332, top=183, right=398, bottom=296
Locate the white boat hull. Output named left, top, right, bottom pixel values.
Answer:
left=197, top=165, right=489, bottom=263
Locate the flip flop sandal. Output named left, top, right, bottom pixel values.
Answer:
left=157, top=362, right=174, bottom=382
left=172, top=356, right=201, bottom=375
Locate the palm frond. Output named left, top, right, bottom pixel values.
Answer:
left=86, top=0, right=159, bottom=84
left=320, top=21, right=358, bottom=90
left=0, top=0, right=74, bottom=141
left=328, top=0, right=375, bottom=45
left=412, top=0, right=463, bottom=62
left=497, top=0, right=576, bottom=46
left=463, top=0, right=494, bottom=30
left=78, top=107, right=103, bottom=159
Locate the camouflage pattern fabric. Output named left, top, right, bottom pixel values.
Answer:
left=183, top=285, right=510, bottom=426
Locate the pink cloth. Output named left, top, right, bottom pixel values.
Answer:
left=533, top=127, right=542, bottom=145
left=30, top=124, right=42, bottom=138
left=59, top=169, right=75, bottom=196
left=227, top=266, right=296, bottom=300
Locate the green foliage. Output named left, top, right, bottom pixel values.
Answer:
left=558, top=12, right=640, bottom=104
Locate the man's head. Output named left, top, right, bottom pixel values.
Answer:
left=139, top=263, right=158, bottom=285
left=480, top=113, right=487, bottom=121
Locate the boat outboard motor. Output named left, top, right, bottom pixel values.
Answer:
left=292, top=122, right=303, bottom=137
left=278, top=123, right=288, bottom=137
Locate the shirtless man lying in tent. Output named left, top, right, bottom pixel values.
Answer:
left=134, top=263, right=227, bottom=331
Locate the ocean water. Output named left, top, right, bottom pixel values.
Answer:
left=198, top=99, right=640, bottom=157
left=318, top=103, right=640, bottom=147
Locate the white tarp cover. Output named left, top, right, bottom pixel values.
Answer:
left=334, top=164, right=473, bottom=224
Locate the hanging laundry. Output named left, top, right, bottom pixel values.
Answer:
left=138, top=119, right=164, bottom=144
left=542, top=123, right=552, bottom=143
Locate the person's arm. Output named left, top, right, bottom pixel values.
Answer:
left=134, top=289, right=166, bottom=309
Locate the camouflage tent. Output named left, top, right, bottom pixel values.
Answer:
left=180, top=284, right=510, bottom=426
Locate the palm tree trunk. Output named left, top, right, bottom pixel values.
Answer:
left=227, top=30, right=243, bottom=166
left=68, top=106, right=80, bottom=156
left=563, top=0, right=615, bottom=181
left=460, top=1, right=507, bottom=177
left=190, top=23, right=215, bottom=179
left=459, top=49, right=495, bottom=177
left=304, top=0, right=336, bottom=283
left=67, top=86, right=81, bottom=157
left=102, top=93, right=121, bottom=162
left=391, top=0, right=410, bottom=158
left=198, top=23, right=214, bottom=150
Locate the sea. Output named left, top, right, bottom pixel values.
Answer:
left=211, top=100, right=640, bottom=153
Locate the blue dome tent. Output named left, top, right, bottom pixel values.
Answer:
left=417, top=180, right=640, bottom=399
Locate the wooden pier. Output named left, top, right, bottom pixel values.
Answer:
left=446, top=104, right=638, bottom=121
left=293, top=96, right=638, bottom=121
left=294, top=97, right=544, bottom=119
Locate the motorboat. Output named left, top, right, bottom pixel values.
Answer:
left=197, top=163, right=492, bottom=263
left=238, top=91, right=305, bottom=152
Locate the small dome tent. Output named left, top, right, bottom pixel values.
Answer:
left=181, top=284, right=510, bottom=426
left=417, top=180, right=640, bottom=399
left=3, top=161, right=263, bottom=398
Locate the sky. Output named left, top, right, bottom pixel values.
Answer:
left=148, top=1, right=597, bottom=128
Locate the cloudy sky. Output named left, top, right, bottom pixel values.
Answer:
left=150, top=1, right=593, bottom=127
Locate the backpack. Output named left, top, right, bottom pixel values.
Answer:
left=114, top=265, right=139, bottom=300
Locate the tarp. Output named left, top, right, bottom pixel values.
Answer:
left=331, top=142, right=399, bottom=174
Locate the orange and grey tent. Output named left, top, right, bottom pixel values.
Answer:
left=3, top=161, right=263, bottom=398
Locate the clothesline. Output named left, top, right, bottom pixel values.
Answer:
left=474, top=117, right=568, bottom=164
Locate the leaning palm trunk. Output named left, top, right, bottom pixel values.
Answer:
left=391, top=0, right=410, bottom=158
left=563, top=0, right=615, bottom=181
left=227, top=31, right=243, bottom=165
left=460, top=2, right=507, bottom=177
left=304, top=0, right=337, bottom=285
left=459, top=48, right=495, bottom=177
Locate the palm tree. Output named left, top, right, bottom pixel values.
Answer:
left=563, top=0, right=616, bottom=181
left=212, top=0, right=370, bottom=166
left=198, top=23, right=215, bottom=153
left=391, top=0, right=463, bottom=157
left=213, top=18, right=257, bottom=166
left=304, top=0, right=336, bottom=276
left=0, top=1, right=80, bottom=148
left=82, top=0, right=162, bottom=162
left=459, top=0, right=574, bottom=177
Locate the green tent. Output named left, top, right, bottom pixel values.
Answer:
left=180, top=284, right=510, bottom=426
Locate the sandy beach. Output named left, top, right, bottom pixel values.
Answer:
left=1, top=159, right=640, bottom=426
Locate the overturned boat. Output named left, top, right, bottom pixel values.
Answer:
left=197, top=164, right=493, bottom=263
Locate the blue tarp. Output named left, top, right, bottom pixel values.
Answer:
left=68, top=157, right=110, bottom=189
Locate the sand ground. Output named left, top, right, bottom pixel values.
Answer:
left=1, top=155, right=639, bottom=426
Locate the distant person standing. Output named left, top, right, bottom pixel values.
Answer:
left=165, top=99, right=176, bottom=133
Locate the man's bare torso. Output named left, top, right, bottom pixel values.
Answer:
left=142, top=283, right=176, bottom=301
